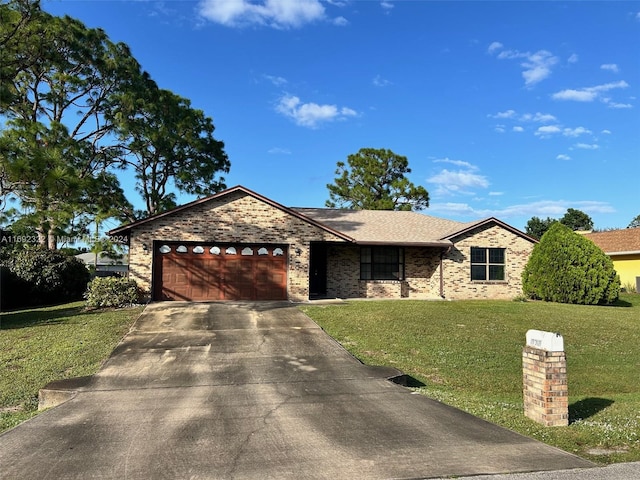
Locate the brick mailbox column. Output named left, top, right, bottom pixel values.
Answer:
left=523, top=330, right=568, bottom=427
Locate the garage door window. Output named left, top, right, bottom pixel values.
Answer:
left=193, top=246, right=204, bottom=254
left=226, top=247, right=237, bottom=255
left=159, top=245, right=171, bottom=254
left=242, top=247, right=254, bottom=255
left=258, top=247, right=268, bottom=255
left=273, top=248, right=284, bottom=256
left=210, top=246, right=221, bottom=255
left=176, top=245, right=188, bottom=253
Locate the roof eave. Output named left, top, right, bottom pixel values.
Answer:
left=443, top=217, right=538, bottom=243
left=355, top=240, right=452, bottom=248
left=107, top=185, right=355, bottom=243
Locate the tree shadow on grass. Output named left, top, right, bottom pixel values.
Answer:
left=0, top=304, right=96, bottom=330
left=569, top=397, right=614, bottom=424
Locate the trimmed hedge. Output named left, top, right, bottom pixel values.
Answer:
left=84, top=277, right=140, bottom=308
left=522, top=222, right=620, bottom=305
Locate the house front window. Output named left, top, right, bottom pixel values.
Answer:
left=471, top=247, right=505, bottom=281
left=360, top=246, right=404, bottom=280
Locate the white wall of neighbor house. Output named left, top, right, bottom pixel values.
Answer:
left=443, top=224, right=534, bottom=300
left=127, top=191, right=345, bottom=301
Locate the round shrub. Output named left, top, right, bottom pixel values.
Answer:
left=522, top=222, right=620, bottom=305
left=85, top=277, right=140, bottom=308
left=9, top=248, right=91, bottom=306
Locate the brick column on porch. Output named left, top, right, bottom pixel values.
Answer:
left=523, top=331, right=568, bottom=427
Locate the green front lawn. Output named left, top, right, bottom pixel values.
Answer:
left=300, top=294, right=640, bottom=464
left=0, top=302, right=143, bottom=432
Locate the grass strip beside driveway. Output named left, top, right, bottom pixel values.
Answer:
left=300, top=294, right=640, bottom=465
left=0, top=302, right=143, bottom=432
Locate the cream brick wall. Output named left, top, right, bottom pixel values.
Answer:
left=325, top=245, right=443, bottom=299
left=128, top=191, right=345, bottom=302
left=443, top=224, right=534, bottom=300
left=126, top=192, right=533, bottom=302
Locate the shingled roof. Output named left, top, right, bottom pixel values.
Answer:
left=293, top=208, right=480, bottom=246
left=583, top=228, right=640, bottom=255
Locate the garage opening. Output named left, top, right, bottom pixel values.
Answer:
left=153, top=242, right=288, bottom=301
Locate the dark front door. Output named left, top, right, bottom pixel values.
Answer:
left=309, top=243, right=327, bottom=297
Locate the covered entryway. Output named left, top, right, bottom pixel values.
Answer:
left=152, top=242, right=287, bottom=301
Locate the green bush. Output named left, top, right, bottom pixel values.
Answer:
left=522, top=222, right=620, bottom=305
left=85, top=277, right=140, bottom=308
left=7, top=248, right=91, bottom=306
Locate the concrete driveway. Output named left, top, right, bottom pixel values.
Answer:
left=0, top=302, right=593, bottom=479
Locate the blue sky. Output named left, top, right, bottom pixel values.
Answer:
left=43, top=0, right=640, bottom=232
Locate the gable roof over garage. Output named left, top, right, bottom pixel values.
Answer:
left=108, top=185, right=354, bottom=243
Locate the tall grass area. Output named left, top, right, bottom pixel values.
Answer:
left=0, top=302, right=143, bottom=432
left=300, top=294, right=640, bottom=464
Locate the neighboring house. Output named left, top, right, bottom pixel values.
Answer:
left=108, top=185, right=536, bottom=302
left=582, top=228, right=640, bottom=290
left=75, top=252, right=129, bottom=277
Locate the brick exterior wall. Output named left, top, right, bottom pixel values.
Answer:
left=126, top=193, right=534, bottom=302
left=325, top=245, right=443, bottom=299
left=522, top=346, right=569, bottom=427
left=443, top=224, right=534, bottom=300
left=128, top=191, right=345, bottom=302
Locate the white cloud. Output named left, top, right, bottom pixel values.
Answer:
left=333, top=16, right=348, bottom=26
left=489, top=109, right=516, bottom=119
left=380, top=1, right=394, bottom=11
left=427, top=160, right=489, bottom=196
left=433, top=158, right=477, bottom=169
left=513, top=126, right=524, bottom=132
left=552, top=89, right=597, bottom=102
left=494, top=125, right=506, bottom=133
left=198, top=0, right=325, bottom=28
left=487, top=41, right=503, bottom=54
left=489, top=191, right=504, bottom=196
left=494, top=48, right=559, bottom=86
left=601, top=63, right=619, bottom=73
left=556, top=154, right=571, bottom=161
left=263, top=74, right=287, bottom=86
left=563, top=126, right=592, bottom=137
left=574, top=143, right=599, bottom=150
left=606, top=101, right=633, bottom=109
left=520, top=112, right=557, bottom=123
left=372, top=74, right=392, bottom=87
left=568, top=53, right=579, bottom=64
left=552, top=80, right=629, bottom=102
left=531, top=112, right=557, bottom=123
left=268, top=147, right=291, bottom=154
left=534, top=125, right=562, bottom=138
left=275, top=94, right=357, bottom=128
left=428, top=199, right=614, bottom=221
left=601, top=129, right=612, bottom=134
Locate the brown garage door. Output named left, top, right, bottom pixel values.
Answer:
left=153, top=243, right=288, bottom=301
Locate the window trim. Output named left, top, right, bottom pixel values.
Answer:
left=470, top=247, right=506, bottom=282
left=360, top=246, right=405, bottom=281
